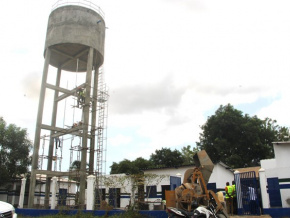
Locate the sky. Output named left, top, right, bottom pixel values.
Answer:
left=1, top=0, right=290, bottom=174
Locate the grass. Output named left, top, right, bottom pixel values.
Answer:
left=18, top=210, right=147, bottom=218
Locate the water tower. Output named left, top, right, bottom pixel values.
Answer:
left=28, top=1, right=106, bottom=208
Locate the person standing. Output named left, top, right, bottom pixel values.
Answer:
left=232, top=181, right=237, bottom=214
left=225, top=182, right=233, bottom=215
left=248, top=184, right=258, bottom=214
left=54, top=137, right=61, bottom=149
left=77, top=87, right=85, bottom=108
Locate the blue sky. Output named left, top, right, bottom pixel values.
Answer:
left=1, top=0, right=290, bottom=174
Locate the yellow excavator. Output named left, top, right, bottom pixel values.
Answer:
left=167, top=150, right=229, bottom=218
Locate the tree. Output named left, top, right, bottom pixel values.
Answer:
left=196, top=104, right=289, bottom=168
left=70, top=160, right=81, bottom=170
left=0, top=117, right=32, bottom=186
left=180, top=145, right=200, bottom=165
left=69, top=159, right=90, bottom=204
left=69, top=160, right=89, bottom=180
left=110, top=157, right=152, bottom=174
left=110, top=159, right=135, bottom=174
left=133, top=157, right=153, bottom=171
left=149, top=147, right=183, bottom=167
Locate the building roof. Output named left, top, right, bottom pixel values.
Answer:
left=142, top=164, right=196, bottom=171
left=143, top=162, right=234, bottom=173
left=273, top=141, right=290, bottom=145
left=234, top=166, right=261, bottom=178
left=216, top=161, right=234, bottom=172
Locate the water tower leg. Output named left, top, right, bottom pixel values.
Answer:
left=44, top=67, right=62, bottom=208
left=79, top=47, right=94, bottom=208
left=28, top=48, right=51, bottom=208
left=89, top=67, right=99, bottom=175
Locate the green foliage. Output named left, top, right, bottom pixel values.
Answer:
left=70, top=160, right=81, bottom=170
left=150, top=147, right=183, bottom=167
left=180, top=145, right=199, bottom=165
left=196, top=104, right=289, bottom=168
left=110, top=146, right=199, bottom=174
left=115, top=210, right=147, bottom=218
left=0, top=117, right=32, bottom=186
left=133, top=157, right=153, bottom=170
left=68, top=160, right=86, bottom=188
left=110, top=157, right=152, bottom=174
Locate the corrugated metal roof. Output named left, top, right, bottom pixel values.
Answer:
left=234, top=166, right=261, bottom=177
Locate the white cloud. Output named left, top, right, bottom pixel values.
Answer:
left=257, top=91, right=290, bottom=127
left=1, top=0, right=290, bottom=174
left=108, top=134, right=133, bottom=147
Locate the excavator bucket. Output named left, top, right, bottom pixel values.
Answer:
left=193, top=150, right=214, bottom=185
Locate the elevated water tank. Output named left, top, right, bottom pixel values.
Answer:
left=44, top=3, right=106, bottom=72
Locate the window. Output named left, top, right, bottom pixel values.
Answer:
left=146, top=185, right=157, bottom=198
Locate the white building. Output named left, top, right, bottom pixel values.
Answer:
left=1, top=175, right=77, bottom=208
left=99, top=163, right=234, bottom=210
left=32, top=175, right=77, bottom=207
left=3, top=163, right=234, bottom=210
left=143, top=162, right=234, bottom=201
left=259, top=141, right=290, bottom=217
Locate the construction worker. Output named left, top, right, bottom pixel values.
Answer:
left=162, top=199, right=166, bottom=210
left=225, top=181, right=233, bottom=215
left=54, top=137, right=61, bottom=149
left=77, top=87, right=85, bottom=108
left=232, top=181, right=237, bottom=214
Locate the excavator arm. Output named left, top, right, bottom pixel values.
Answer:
left=174, top=150, right=228, bottom=217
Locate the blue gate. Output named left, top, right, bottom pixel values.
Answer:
left=170, top=176, right=181, bottom=190
left=58, top=188, right=67, bottom=206
left=109, top=188, right=120, bottom=208
left=267, top=177, right=282, bottom=207
left=234, top=171, right=261, bottom=215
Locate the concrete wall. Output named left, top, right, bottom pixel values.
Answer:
left=209, top=163, right=234, bottom=191
left=101, top=174, right=132, bottom=208
left=260, top=141, right=290, bottom=217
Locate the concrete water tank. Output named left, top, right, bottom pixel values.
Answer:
left=44, top=4, right=106, bottom=71
left=28, top=1, right=106, bottom=208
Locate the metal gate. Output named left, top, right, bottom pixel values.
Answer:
left=109, top=188, right=120, bottom=208
left=267, top=177, right=282, bottom=207
left=95, top=188, right=106, bottom=208
left=170, top=176, right=181, bottom=190
left=234, top=171, right=261, bottom=215
left=58, top=188, right=67, bottom=206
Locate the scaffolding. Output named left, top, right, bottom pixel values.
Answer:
left=36, top=66, right=109, bottom=208
left=38, top=134, right=63, bottom=171
left=95, top=68, right=109, bottom=207
left=96, top=68, right=108, bottom=176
